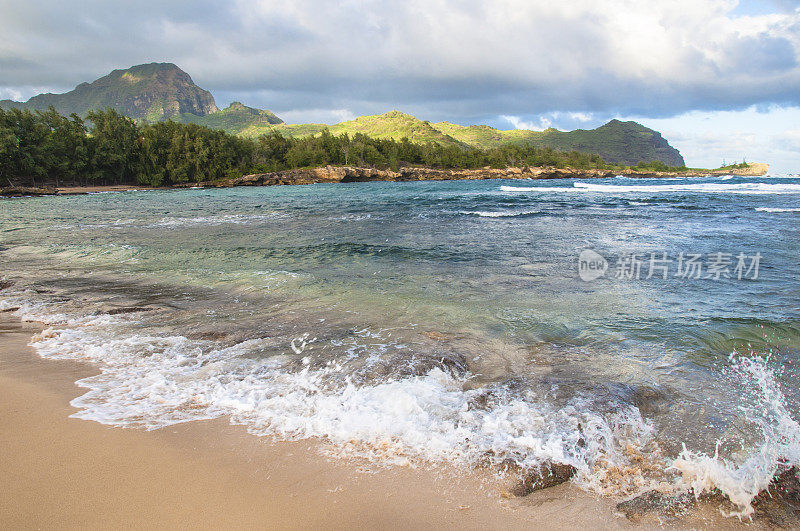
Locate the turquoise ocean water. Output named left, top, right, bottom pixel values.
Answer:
left=1, top=175, right=799, bottom=512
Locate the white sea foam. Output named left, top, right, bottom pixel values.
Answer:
left=4, top=294, right=665, bottom=495
left=501, top=183, right=800, bottom=195
left=672, top=355, right=800, bottom=518
left=500, top=185, right=578, bottom=193
left=460, top=210, right=539, bottom=218
left=60, top=213, right=287, bottom=230
left=755, top=207, right=800, bottom=213
left=150, top=213, right=286, bottom=228
left=7, top=294, right=798, bottom=514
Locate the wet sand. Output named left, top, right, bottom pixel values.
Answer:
left=0, top=316, right=759, bottom=529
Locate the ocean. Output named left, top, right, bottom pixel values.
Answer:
left=2, top=175, right=799, bottom=515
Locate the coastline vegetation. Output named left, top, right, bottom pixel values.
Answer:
left=1, top=107, right=689, bottom=188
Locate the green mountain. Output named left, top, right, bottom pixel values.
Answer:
left=434, top=120, right=684, bottom=166
left=0, top=63, right=219, bottom=121
left=268, top=110, right=466, bottom=148
left=177, top=101, right=283, bottom=133
left=263, top=113, right=684, bottom=167
left=1, top=63, right=685, bottom=166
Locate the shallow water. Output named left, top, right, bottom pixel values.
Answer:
left=2, top=175, right=799, bottom=514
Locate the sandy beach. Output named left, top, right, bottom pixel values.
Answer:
left=0, top=314, right=766, bottom=530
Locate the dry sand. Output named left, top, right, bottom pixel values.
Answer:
left=0, top=316, right=760, bottom=530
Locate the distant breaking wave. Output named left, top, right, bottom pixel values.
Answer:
left=460, top=210, right=539, bottom=218
left=501, top=182, right=800, bottom=195
left=755, top=207, right=800, bottom=213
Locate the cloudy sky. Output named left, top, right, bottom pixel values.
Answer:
left=1, top=0, right=799, bottom=172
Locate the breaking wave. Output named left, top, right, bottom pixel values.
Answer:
left=501, top=182, right=800, bottom=195
left=460, top=210, right=540, bottom=218
left=755, top=207, right=800, bottom=213
left=673, top=354, right=800, bottom=517
left=3, top=290, right=798, bottom=517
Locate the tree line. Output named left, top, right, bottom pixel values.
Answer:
left=1, top=106, right=656, bottom=188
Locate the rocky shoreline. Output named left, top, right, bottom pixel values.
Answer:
left=0, top=163, right=770, bottom=197
left=202, top=162, right=770, bottom=189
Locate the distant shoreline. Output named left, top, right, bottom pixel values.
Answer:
left=0, top=162, right=770, bottom=197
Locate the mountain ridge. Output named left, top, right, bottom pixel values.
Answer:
left=0, top=63, right=218, bottom=121
left=0, top=63, right=685, bottom=166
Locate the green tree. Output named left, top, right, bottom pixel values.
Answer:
left=86, top=108, right=142, bottom=185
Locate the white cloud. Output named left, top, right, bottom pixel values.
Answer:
left=0, top=87, right=23, bottom=101
left=0, top=85, right=58, bottom=102
left=1, top=0, right=799, bottom=118
left=278, top=108, right=356, bottom=125
left=502, top=115, right=553, bottom=131
left=567, top=112, right=593, bottom=123
left=774, top=129, right=800, bottom=151
left=630, top=105, right=800, bottom=173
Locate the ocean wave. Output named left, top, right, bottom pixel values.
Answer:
left=7, top=294, right=664, bottom=496
left=150, top=213, right=287, bottom=227
left=501, top=183, right=800, bottom=195
left=500, top=185, right=578, bottom=193
left=5, top=292, right=799, bottom=515
left=59, top=213, right=287, bottom=230
left=460, top=210, right=540, bottom=218
left=755, top=207, right=800, bottom=213
left=673, top=355, right=800, bottom=517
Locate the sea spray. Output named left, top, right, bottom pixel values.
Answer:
left=672, top=354, right=800, bottom=517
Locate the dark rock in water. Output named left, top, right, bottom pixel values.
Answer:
left=0, top=307, right=20, bottom=313
left=753, top=467, right=800, bottom=527
left=422, top=330, right=454, bottom=341
left=33, top=288, right=54, bottom=294
left=467, top=391, right=494, bottom=411
left=0, top=280, right=13, bottom=291
left=629, top=385, right=672, bottom=416
left=616, top=491, right=696, bottom=522
left=187, top=330, right=230, bottom=341
left=106, top=306, right=153, bottom=315
left=394, top=352, right=468, bottom=378
left=511, top=462, right=577, bottom=497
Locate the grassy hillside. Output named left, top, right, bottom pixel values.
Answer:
left=434, top=119, right=684, bottom=166
left=178, top=102, right=283, bottom=134
left=264, top=113, right=684, bottom=166
left=433, top=122, right=533, bottom=148
left=240, top=111, right=466, bottom=148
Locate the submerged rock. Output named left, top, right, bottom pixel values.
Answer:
left=510, top=462, right=577, bottom=497
left=186, top=330, right=230, bottom=341
left=616, top=491, right=696, bottom=522
left=753, top=467, right=800, bottom=527
left=106, top=306, right=153, bottom=315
